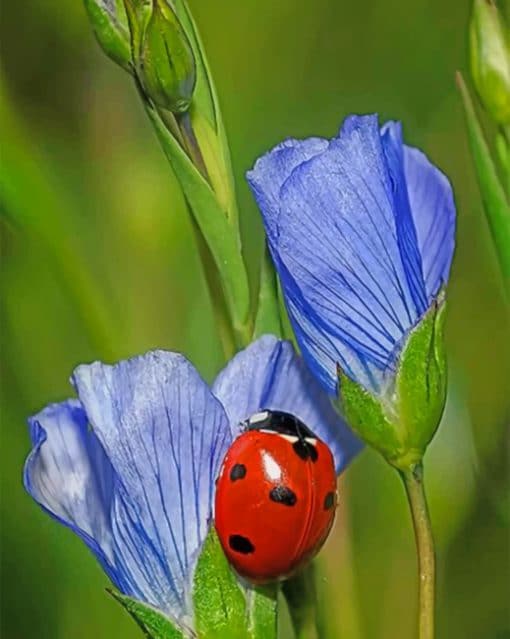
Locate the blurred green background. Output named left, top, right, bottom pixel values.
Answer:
left=1, top=0, right=509, bottom=637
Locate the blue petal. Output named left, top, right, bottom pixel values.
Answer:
left=72, top=350, right=231, bottom=619
left=246, top=137, right=328, bottom=244
left=271, top=115, right=429, bottom=391
left=211, top=335, right=362, bottom=473
left=380, top=121, right=427, bottom=313
left=403, top=143, right=456, bottom=298
left=23, top=400, right=118, bottom=583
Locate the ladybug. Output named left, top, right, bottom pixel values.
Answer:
left=214, top=409, right=337, bottom=584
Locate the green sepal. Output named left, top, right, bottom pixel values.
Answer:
left=337, top=296, right=448, bottom=469
left=83, top=0, right=132, bottom=71
left=457, top=72, right=510, bottom=289
left=108, top=589, right=189, bottom=639
left=144, top=101, right=251, bottom=343
left=122, top=0, right=152, bottom=66
left=336, top=365, right=400, bottom=464
left=192, top=528, right=249, bottom=639
left=395, top=295, right=447, bottom=458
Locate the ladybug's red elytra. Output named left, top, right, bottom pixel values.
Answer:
left=214, top=409, right=337, bottom=584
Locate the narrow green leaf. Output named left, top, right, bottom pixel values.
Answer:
left=495, top=128, right=510, bottom=192
left=144, top=100, right=251, bottom=343
left=457, top=72, right=510, bottom=289
left=247, top=585, right=278, bottom=639
left=108, top=590, right=189, bottom=639
left=192, top=528, right=249, bottom=639
left=253, top=246, right=282, bottom=339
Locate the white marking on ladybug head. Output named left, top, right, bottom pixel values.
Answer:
left=262, top=451, right=281, bottom=482
left=249, top=411, right=269, bottom=425
left=280, top=434, right=299, bottom=443
left=305, top=437, right=317, bottom=445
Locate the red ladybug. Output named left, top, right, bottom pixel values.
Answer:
left=214, top=409, right=337, bottom=584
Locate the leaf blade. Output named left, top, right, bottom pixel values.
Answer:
left=457, top=71, right=510, bottom=290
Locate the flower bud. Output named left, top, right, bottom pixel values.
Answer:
left=83, top=0, right=132, bottom=71
left=337, top=296, right=447, bottom=470
left=137, top=0, right=196, bottom=113
left=469, top=0, right=510, bottom=126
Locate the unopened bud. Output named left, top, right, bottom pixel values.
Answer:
left=138, top=0, right=196, bottom=113
left=84, top=0, right=132, bottom=71
left=470, top=0, right=510, bottom=125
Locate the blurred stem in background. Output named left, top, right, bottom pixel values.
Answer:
left=0, top=74, right=120, bottom=360
left=462, top=0, right=510, bottom=297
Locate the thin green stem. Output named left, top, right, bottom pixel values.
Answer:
left=400, top=462, right=436, bottom=639
left=187, top=208, right=236, bottom=361
left=253, top=244, right=282, bottom=340
left=282, top=566, right=318, bottom=639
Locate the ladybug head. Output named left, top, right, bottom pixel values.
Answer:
left=244, top=409, right=317, bottom=440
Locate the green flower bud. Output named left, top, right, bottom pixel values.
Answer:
left=127, top=0, right=196, bottom=113
left=83, top=0, right=132, bottom=71
left=337, top=296, right=447, bottom=470
left=469, top=0, right=510, bottom=126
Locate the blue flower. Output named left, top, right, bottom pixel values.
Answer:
left=24, top=335, right=359, bottom=625
left=247, top=114, right=456, bottom=396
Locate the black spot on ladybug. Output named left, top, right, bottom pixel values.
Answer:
left=269, top=485, right=297, bottom=506
left=292, top=439, right=318, bottom=462
left=324, top=491, right=336, bottom=510
left=230, top=463, right=247, bottom=481
left=229, top=534, right=255, bottom=554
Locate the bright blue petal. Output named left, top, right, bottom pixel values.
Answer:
left=403, top=144, right=456, bottom=298
left=72, top=350, right=231, bottom=619
left=246, top=137, right=328, bottom=244
left=380, top=121, right=427, bottom=313
left=212, top=335, right=362, bottom=473
left=248, top=114, right=456, bottom=394
left=23, top=400, right=118, bottom=583
left=271, top=115, right=426, bottom=390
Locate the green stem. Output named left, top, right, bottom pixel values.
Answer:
left=188, top=211, right=236, bottom=360
left=400, top=462, right=436, bottom=639
left=281, top=566, right=318, bottom=639
left=253, top=244, right=282, bottom=340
